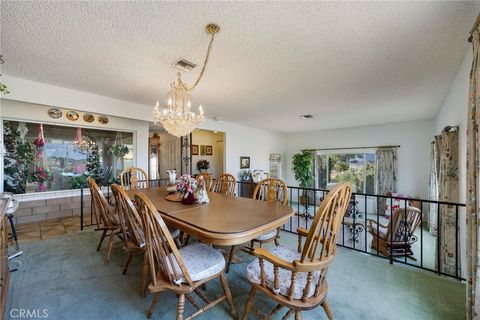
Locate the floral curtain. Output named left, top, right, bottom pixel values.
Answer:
left=435, top=129, right=459, bottom=275
left=467, top=26, right=480, bottom=320
left=375, top=147, right=398, bottom=213
left=429, top=142, right=439, bottom=235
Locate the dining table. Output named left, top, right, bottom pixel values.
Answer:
left=125, top=186, right=295, bottom=246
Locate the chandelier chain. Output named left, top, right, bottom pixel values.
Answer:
left=181, top=32, right=216, bottom=91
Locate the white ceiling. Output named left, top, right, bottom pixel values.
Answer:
left=1, top=1, right=478, bottom=133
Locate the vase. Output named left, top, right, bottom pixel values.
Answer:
left=36, top=182, right=46, bottom=192
left=182, top=192, right=196, bottom=205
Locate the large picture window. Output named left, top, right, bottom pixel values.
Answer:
left=316, top=151, right=376, bottom=193
left=3, top=120, right=134, bottom=194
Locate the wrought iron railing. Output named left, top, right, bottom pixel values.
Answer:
left=235, top=180, right=466, bottom=281
left=79, top=178, right=466, bottom=281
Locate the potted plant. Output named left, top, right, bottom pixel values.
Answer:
left=196, top=159, right=210, bottom=172
left=291, top=151, right=314, bottom=205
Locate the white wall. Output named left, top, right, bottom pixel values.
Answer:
left=192, top=130, right=224, bottom=178
left=0, top=75, right=287, bottom=184
left=285, top=119, right=435, bottom=198
left=196, top=119, right=287, bottom=180
left=435, top=50, right=471, bottom=203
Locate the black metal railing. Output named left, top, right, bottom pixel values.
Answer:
left=78, top=178, right=466, bottom=281
left=79, top=178, right=170, bottom=230
left=235, top=180, right=466, bottom=281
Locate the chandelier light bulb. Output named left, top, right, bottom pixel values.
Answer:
left=199, top=105, right=204, bottom=114
left=168, top=98, right=172, bottom=106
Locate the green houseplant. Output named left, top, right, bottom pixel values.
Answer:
left=291, top=151, right=314, bottom=205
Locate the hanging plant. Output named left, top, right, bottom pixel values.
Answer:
left=109, top=132, right=129, bottom=157
left=29, top=167, right=53, bottom=184
left=109, top=144, right=129, bottom=157
left=0, top=55, right=9, bottom=95
left=33, top=137, right=45, bottom=148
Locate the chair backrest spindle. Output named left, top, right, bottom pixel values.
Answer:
left=120, top=167, right=149, bottom=190
left=135, top=193, right=193, bottom=287
left=252, top=178, right=288, bottom=205
left=212, top=173, right=236, bottom=196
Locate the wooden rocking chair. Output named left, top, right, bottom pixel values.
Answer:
left=242, top=182, right=352, bottom=320
left=120, top=167, right=149, bottom=190
left=87, top=177, right=120, bottom=264
left=135, top=193, right=237, bottom=320
left=368, top=207, right=421, bottom=261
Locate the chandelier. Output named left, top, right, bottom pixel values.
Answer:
left=153, top=23, right=220, bottom=137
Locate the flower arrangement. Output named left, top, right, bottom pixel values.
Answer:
left=109, top=144, right=129, bottom=157
left=29, top=167, right=53, bottom=184
left=176, top=174, right=197, bottom=195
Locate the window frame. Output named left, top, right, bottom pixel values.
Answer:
left=1, top=118, right=137, bottom=194
left=315, top=149, right=377, bottom=193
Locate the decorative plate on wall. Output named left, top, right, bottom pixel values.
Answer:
left=66, top=111, right=79, bottom=121
left=47, top=108, right=63, bottom=119
left=83, top=113, right=95, bottom=123
left=98, top=115, right=109, bottom=124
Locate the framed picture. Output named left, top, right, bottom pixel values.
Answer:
left=200, top=145, right=206, bottom=156
left=240, top=156, right=250, bottom=169
left=206, top=145, right=213, bottom=155
left=192, top=144, right=199, bottom=155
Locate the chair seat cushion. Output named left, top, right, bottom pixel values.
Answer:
left=170, top=243, right=225, bottom=284
left=169, top=228, right=180, bottom=239
left=369, top=222, right=388, bottom=238
left=255, top=229, right=277, bottom=241
left=246, top=245, right=320, bottom=300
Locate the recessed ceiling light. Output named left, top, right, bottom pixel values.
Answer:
left=300, top=114, right=315, bottom=119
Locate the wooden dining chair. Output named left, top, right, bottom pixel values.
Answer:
left=224, top=178, right=288, bottom=273
left=211, top=173, right=236, bottom=196
left=120, top=167, right=149, bottom=190
left=134, top=193, right=237, bottom=320
left=250, top=178, right=288, bottom=248
left=196, top=172, right=213, bottom=192
left=111, top=184, right=183, bottom=297
left=367, top=206, right=422, bottom=261
left=87, top=177, right=120, bottom=264
left=242, top=182, right=352, bottom=320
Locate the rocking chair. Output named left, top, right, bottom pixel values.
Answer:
left=368, top=207, right=421, bottom=261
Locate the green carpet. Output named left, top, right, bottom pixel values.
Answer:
left=5, top=230, right=465, bottom=319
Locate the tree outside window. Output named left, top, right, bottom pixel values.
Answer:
left=316, top=151, right=376, bottom=193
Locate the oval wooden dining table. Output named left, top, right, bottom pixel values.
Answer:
left=126, top=186, right=294, bottom=246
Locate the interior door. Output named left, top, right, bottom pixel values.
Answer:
left=159, top=135, right=181, bottom=179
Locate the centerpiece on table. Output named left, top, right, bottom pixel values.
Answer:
left=176, top=174, right=197, bottom=205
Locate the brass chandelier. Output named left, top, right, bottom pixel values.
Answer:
left=153, top=23, right=220, bottom=137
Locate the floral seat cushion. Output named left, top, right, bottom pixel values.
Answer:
left=255, top=229, right=277, bottom=241
left=169, top=243, right=225, bottom=284
left=368, top=222, right=388, bottom=238
left=246, top=245, right=320, bottom=300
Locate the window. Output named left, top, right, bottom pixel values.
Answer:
left=316, top=151, right=376, bottom=193
left=3, top=120, right=134, bottom=194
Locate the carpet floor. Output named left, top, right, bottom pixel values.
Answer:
left=5, top=230, right=465, bottom=320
